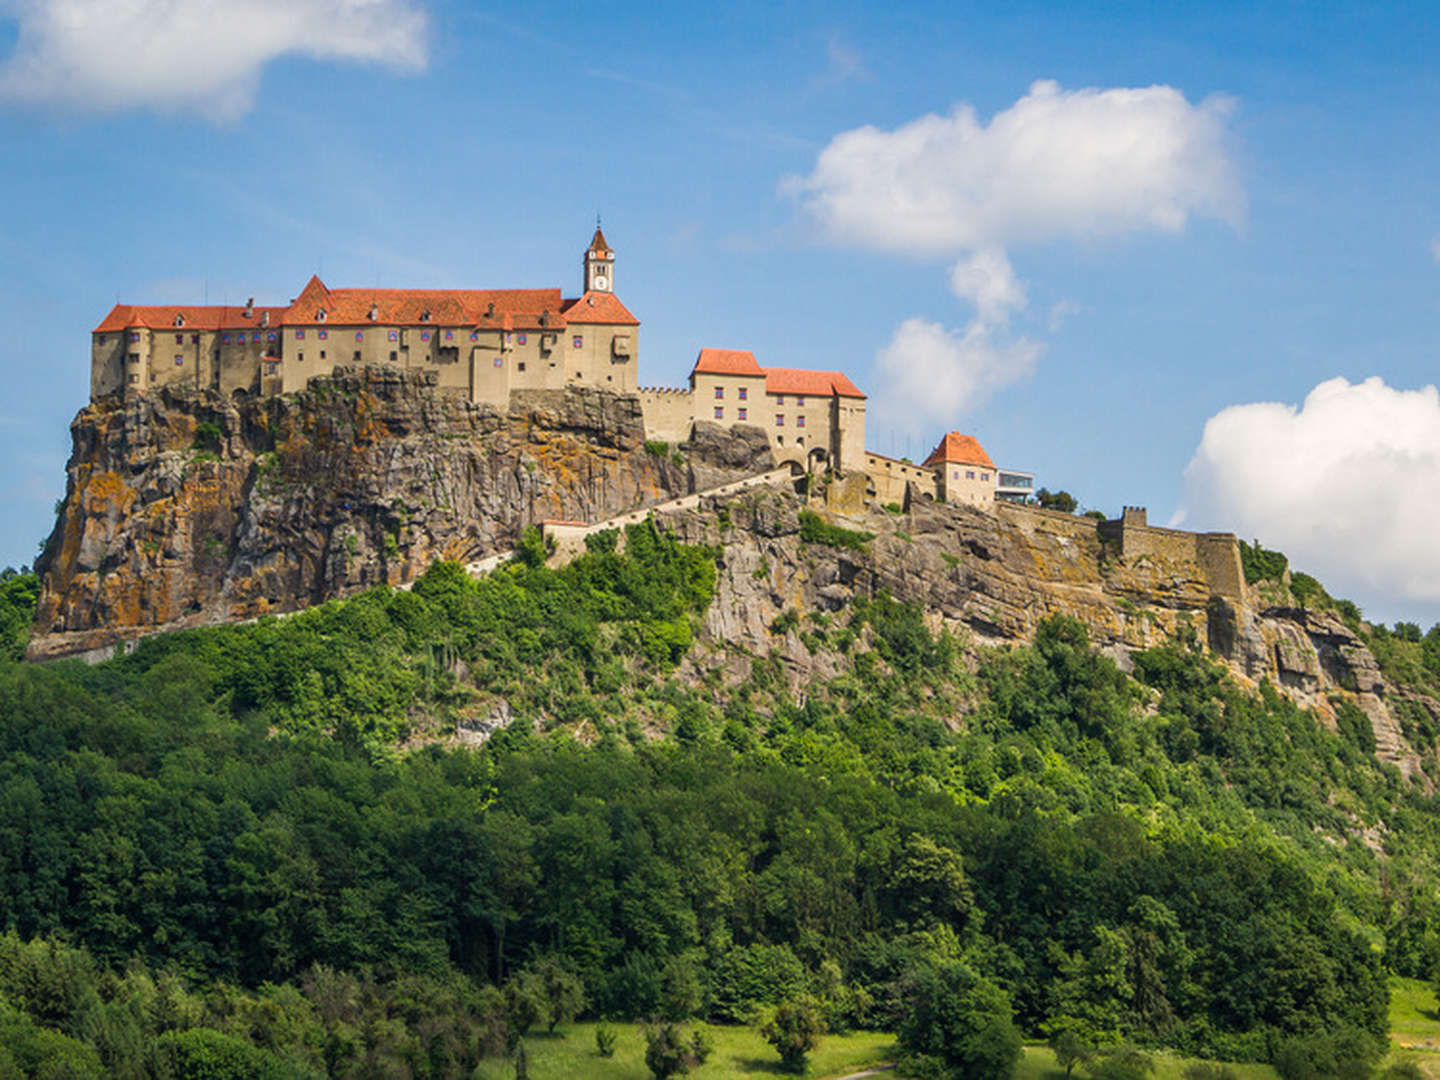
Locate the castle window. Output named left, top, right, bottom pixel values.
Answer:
left=966, top=470, right=975, bottom=479
left=420, top=331, right=431, bottom=342
left=221, top=334, right=229, bottom=343
left=253, top=333, right=261, bottom=343
left=96, top=335, right=105, bottom=345
left=737, top=407, right=747, bottom=421
left=796, top=415, right=806, bottom=428
left=714, top=386, right=723, bottom=399
left=174, top=314, right=185, bottom=328
left=175, top=334, right=184, bottom=345
left=354, top=332, right=364, bottom=342
left=572, top=335, right=583, bottom=348
left=738, top=387, right=747, bottom=400
left=191, top=334, right=199, bottom=345
left=174, top=355, right=183, bottom=366
left=494, top=357, right=503, bottom=367
left=776, top=435, right=784, bottom=445
left=389, top=331, right=398, bottom=341
left=129, top=331, right=140, bottom=343
left=319, top=351, right=326, bottom=360
left=796, top=396, right=805, bottom=406
left=516, top=332, right=526, bottom=345
left=390, top=351, right=398, bottom=362
left=318, top=330, right=328, bottom=340
left=714, top=406, right=724, bottom=420
left=267, top=333, right=277, bottom=342
left=128, top=373, right=138, bottom=384
left=317, top=309, right=327, bottom=322
left=775, top=414, right=784, bottom=425
left=445, top=330, right=454, bottom=340
left=296, top=329, right=305, bottom=340
left=297, top=352, right=304, bottom=362
left=775, top=395, right=784, bottom=405
left=353, top=351, right=362, bottom=362
left=420, top=310, right=431, bottom=322
left=470, top=332, right=480, bottom=342
left=981, top=472, right=990, bottom=481
left=518, top=362, right=526, bottom=371
left=128, top=352, right=139, bottom=364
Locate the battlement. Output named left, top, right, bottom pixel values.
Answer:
left=1099, top=506, right=1245, bottom=601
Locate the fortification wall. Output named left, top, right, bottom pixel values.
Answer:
left=1196, top=533, right=1246, bottom=601
left=864, top=452, right=938, bottom=508
left=638, top=387, right=694, bottom=444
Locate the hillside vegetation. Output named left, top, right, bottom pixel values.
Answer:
left=1, top=520, right=1440, bottom=1079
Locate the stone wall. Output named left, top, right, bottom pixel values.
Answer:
left=637, top=387, right=695, bottom=444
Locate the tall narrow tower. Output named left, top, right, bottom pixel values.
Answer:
left=584, top=223, right=614, bottom=293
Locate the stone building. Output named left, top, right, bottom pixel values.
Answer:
left=865, top=431, right=1033, bottom=510
left=639, top=347, right=867, bottom=475
left=92, top=227, right=639, bottom=405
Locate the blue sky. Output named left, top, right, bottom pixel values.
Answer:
left=1, top=0, right=1437, bottom=623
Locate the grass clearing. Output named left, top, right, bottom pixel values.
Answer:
left=472, top=1022, right=895, bottom=1079
left=1018, top=1045, right=1279, bottom=1080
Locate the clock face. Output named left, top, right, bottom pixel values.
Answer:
left=593, top=274, right=609, bottom=291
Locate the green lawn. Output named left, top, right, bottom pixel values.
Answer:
left=473, top=1022, right=895, bottom=1079
left=1017, top=1045, right=1279, bottom=1080
left=1392, top=977, right=1440, bottom=1049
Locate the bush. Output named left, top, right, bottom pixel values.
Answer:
left=1239, top=540, right=1288, bottom=584
left=595, top=1024, right=617, bottom=1058
left=798, top=510, right=873, bottom=552
left=762, top=998, right=826, bottom=1074
left=154, top=1027, right=310, bottom=1080
left=1272, top=1028, right=1384, bottom=1080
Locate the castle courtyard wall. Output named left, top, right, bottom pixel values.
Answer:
left=637, top=388, right=694, bottom=444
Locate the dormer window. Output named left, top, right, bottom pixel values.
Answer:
left=173, top=314, right=185, bottom=328
left=316, top=309, right=328, bottom=322
left=368, top=304, right=378, bottom=322
left=419, top=309, right=431, bottom=323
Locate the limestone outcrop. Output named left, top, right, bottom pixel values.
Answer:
left=30, top=368, right=771, bottom=661
left=647, top=488, right=1431, bottom=781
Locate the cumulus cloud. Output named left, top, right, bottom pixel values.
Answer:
left=872, top=316, right=1041, bottom=428
left=1179, top=376, right=1440, bottom=608
left=787, top=78, right=1243, bottom=255
left=0, top=0, right=428, bottom=120
left=948, top=248, right=1026, bottom=327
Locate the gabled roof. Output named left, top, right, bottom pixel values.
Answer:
left=559, top=291, right=640, bottom=325
left=691, top=348, right=764, bottom=377
left=923, top=432, right=996, bottom=470
left=284, top=284, right=571, bottom=331
left=764, top=367, right=866, bottom=400
left=93, top=304, right=287, bottom=333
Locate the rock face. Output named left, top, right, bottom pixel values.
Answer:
left=30, top=368, right=771, bottom=660
left=649, top=487, right=1430, bottom=781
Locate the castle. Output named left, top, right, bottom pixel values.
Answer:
left=90, top=226, right=1032, bottom=508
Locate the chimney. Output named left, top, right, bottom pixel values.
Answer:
left=368, top=303, right=378, bottom=322
left=243, top=298, right=254, bottom=319
left=260, top=311, right=270, bottom=328
left=486, top=302, right=495, bottom=318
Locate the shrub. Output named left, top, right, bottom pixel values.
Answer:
left=1239, top=540, right=1288, bottom=584
left=595, top=1024, right=617, bottom=1057
left=798, top=510, right=873, bottom=552
left=761, top=998, right=826, bottom=1074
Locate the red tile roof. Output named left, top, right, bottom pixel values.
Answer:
left=763, top=367, right=866, bottom=400
left=559, top=291, right=639, bottom=325
left=923, top=432, right=996, bottom=470
left=691, top=348, right=764, bottom=376
left=93, top=304, right=287, bottom=333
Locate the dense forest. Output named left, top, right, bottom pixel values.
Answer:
left=1, top=523, right=1440, bottom=1079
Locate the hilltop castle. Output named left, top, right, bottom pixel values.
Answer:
left=90, top=227, right=1031, bottom=506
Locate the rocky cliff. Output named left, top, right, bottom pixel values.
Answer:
left=645, top=487, right=1436, bottom=782
left=30, top=368, right=771, bottom=661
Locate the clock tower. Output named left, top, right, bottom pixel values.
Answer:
left=584, top=223, right=614, bottom=293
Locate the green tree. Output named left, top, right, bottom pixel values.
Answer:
left=897, top=963, right=1021, bottom=1080
left=761, top=999, right=826, bottom=1074
left=643, top=1020, right=705, bottom=1079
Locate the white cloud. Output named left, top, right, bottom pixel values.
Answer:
left=1179, top=376, right=1440, bottom=608
left=1047, top=298, right=1084, bottom=333
left=872, top=316, right=1041, bottom=428
left=787, top=78, right=1243, bottom=256
left=0, top=0, right=428, bottom=120
left=948, top=248, right=1026, bottom=327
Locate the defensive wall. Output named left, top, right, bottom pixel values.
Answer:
left=864, top=451, right=940, bottom=508
left=637, top=387, right=695, bottom=444
left=1097, top=507, right=1246, bottom=601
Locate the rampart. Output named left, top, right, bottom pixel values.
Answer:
left=864, top=451, right=940, bottom=508
left=1098, top=507, right=1246, bottom=601
left=637, top=386, right=694, bottom=444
